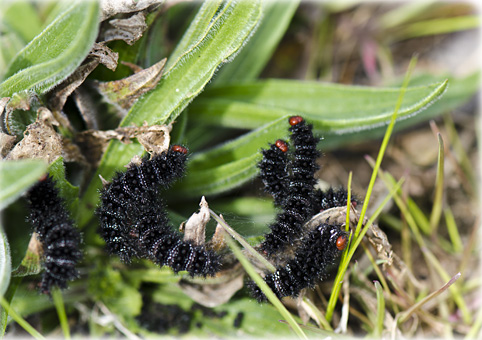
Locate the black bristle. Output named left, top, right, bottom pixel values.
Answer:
left=314, top=187, right=358, bottom=212
left=258, top=142, right=290, bottom=207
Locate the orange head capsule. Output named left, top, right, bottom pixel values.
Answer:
left=336, top=235, right=348, bottom=251
left=275, top=139, right=289, bottom=153
left=289, top=116, right=303, bottom=126
left=172, top=145, right=188, bottom=154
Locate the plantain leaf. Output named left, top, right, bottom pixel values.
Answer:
left=175, top=79, right=449, bottom=197
left=79, top=1, right=263, bottom=227
left=0, top=1, right=100, bottom=97
left=214, top=0, right=300, bottom=84
left=173, top=116, right=288, bottom=197
left=0, top=159, right=48, bottom=211
left=188, top=79, right=449, bottom=133
left=122, top=0, right=262, bottom=127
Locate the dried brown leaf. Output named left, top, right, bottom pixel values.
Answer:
left=100, top=0, right=162, bottom=21
left=97, top=58, right=166, bottom=111
left=178, top=265, right=245, bottom=308
left=49, top=59, right=100, bottom=113
left=75, top=123, right=171, bottom=167
left=103, top=12, right=148, bottom=45
left=182, top=196, right=210, bottom=246
left=90, top=42, right=119, bottom=71
left=6, top=108, right=63, bottom=163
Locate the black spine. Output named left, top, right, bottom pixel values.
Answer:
left=258, top=142, right=289, bottom=207
left=97, top=147, right=220, bottom=277
left=261, top=119, right=320, bottom=255
left=313, top=187, right=355, bottom=212
left=26, top=176, right=82, bottom=294
left=250, top=223, right=346, bottom=302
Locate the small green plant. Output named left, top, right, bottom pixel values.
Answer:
left=0, top=1, right=479, bottom=338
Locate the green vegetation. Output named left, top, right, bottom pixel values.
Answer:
left=0, top=1, right=479, bottom=338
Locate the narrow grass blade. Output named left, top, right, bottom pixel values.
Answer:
left=379, top=1, right=438, bottom=29
left=395, top=16, right=480, bottom=40
left=0, top=277, right=20, bottom=337
left=52, top=288, right=70, bottom=339
left=345, top=172, right=353, bottom=232
left=326, top=178, right=404, bottom=322
left=421, top=250, right=471, bottom=324
left=223, top=233, right=307, bottom=339
left=368, top=159, right=472, bottom=325
left=209, top=209, right=275, bottom=273
left=429, top=133, right=444, bottom=233
left=465, top=307, right=482, bottom=340
left=354, top=56, right=417, bottom=238
left=374, top=281, right=385, bottom=338
left=444, top=207, right=463, bottom=253
left=0, top=296, right=45, bottom=339
left=398, top=273, right=461, bottom=324
left=301, top=298, right=332, bottom=331
left=407, top=198, right=431, bottom=235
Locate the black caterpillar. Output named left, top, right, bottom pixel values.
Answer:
left=259, top=116, right=352, bottom=255
left=96, top=145, right=220, bottom=277
left=250, top=115, right=355, bottom=301
left=249, top=223, right=348, bottom=301
left=26, top=175, right=82, bottom=294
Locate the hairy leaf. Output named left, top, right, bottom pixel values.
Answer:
left=0, top=2, right=100, bottom=97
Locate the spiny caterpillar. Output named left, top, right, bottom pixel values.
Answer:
left=96, top=145, right=220, bottom=277
left=250, top=116, right=354, bottom=301
left=26, top=175, right=82, bottom=294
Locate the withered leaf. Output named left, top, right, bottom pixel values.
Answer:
left=182, top=196, right=210, bottom=246
left=103, top=12, right=148, bottom=45
left=6, top=108, right=63, bottom=163
left=49, top=59, right=100, bottom=113
left=90, top=42, right=119, bottom=71
left=75, top=123, right=171, bottom=167
left=11, top=233, right=43, bottom=277
left=100, top=0, right=163, bottom=21
left=97, top=58, right=166, bottom=111
left=179, top=265, right=245, bottom=308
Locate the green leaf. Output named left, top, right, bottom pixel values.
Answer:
left=322, top=71, right=480, bottom=149
left=0, top=159, right=48, bottom=211
left=395, top=15, right=480, bottom=40
left=1, top=2, right=43, bottom=44
left=48, top=157, right=79, bottom=215
left=0, top=222, right=11, bottom=297
left=214, top=0, right=299, bottom=84
left=175, top=78, right=449, bottom=197
left=79, top=1, right=263, bottom=228
left=89, top=266, right=142, bottom=319
left=188, top=79, right=448, bottom=133
left=123, top=0, right=263, bottom=127
left=0, top=1, right=100, bottom=97
left=174, top=116, right=288, bottom=197
left=0, top=33, right=25, bottom=78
